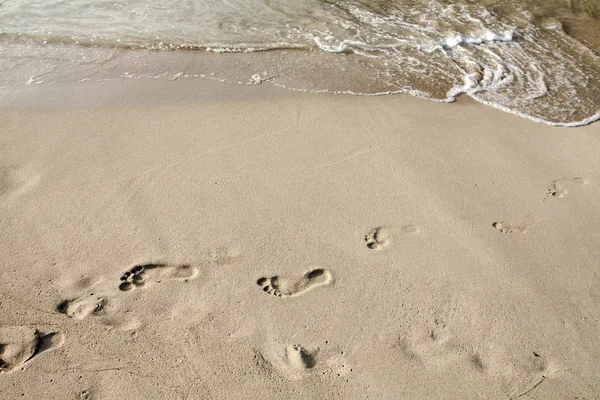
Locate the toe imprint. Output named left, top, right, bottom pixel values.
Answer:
left=544, top=177, right=587, bottom=200
left=119, top=263, right=197, bottom=292
left=493, top=222, right=527, bottom=234
left=257, top=268, right=333, bottom=298
left=286, top=344, right=318, bottom=370
left=365, top=227, right=390, bottom=250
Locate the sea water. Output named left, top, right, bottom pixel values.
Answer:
left=1, top=0, right=599, bottom=125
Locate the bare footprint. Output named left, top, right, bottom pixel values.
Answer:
left=286, top=344, right=318, bottom=370
left=257, top=268, right=333, bottom=298
left=397, top=319, right=483, bottom=372
left=57, top=294, right=108, bottom=320
left=0, top=327, right=64, bottom=373
left=544, top=177, right=587, bottom=200
left=365, top=227, right=390, bottom=250
left=119, top=263, right=198, bottom=292
left=493, top=222, right=527, bottom=234
left=55, top=277, right=135, bottom=328
left=257, top=341, right=350, bottom=381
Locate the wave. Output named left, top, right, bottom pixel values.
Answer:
left=0, top=0, right=598, bottom=126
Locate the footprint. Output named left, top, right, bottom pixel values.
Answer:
left=257, top=341, right=350, bottom=381
left=286, top=344, right=318, bottom=370
left=119, top=263, right=197, bottom=292
left=257, top=268, right=333, bottom=298
left=0, top=327, right=64, bottom=373
left=365, top=227, right=390, bottom=250
left=544, top=177, right=586, bottom=200
left=397, top=321, right=481, bottom=372
left=57, top=294, right=108, bottom=320
left=493, top=222, right=527, bottom=234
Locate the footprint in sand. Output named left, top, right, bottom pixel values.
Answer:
left=397, top=318, right=557, bottom=387
left=544, top=177, right=587, bottom=200
left=119, top=263, right=198, bottom=292
left=286, top=344, right=318, bottom=370
left=365, top=227, right=391, bottom=250
left=0, top=326, right=64, bottom=373
left=493, top=222, right=527, bottom=234
left=57, top=293, right=139, bottom=330
left=397, top=318, right=486, bottom=372
left=398, top=331, right=484, bottom=373
left=365, top=225, right=418, bottom=250
left=257, top=268, right=333, bottom=298
left=257, top=342, right=351, bottom=381
left=57, top=294, right=108, bottom=320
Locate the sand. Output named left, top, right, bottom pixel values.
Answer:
left=0, top=78, right=599, bottom=399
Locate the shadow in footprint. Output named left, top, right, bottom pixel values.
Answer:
left=544, top=177, right=587, bottom=200
left=119, top=263, right=197, bottom=292
left=0, top=327, right=64, bottom=373
left=286, top=344, right=318, bottom=370
left=365, top=227, right=390, bottom=250
left=57, top=295, right=108, bottom=320
left=257, top=268, right=333, bottom=298
left=493, top=222, right=527, bottom=235
left=256, top=341, right=351, bottom=381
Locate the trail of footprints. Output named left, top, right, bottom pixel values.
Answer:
left=5, top=176, right=589, bottom=385
left=58, top=262, right=334, bottom=324
left=58, top=261, right=335, bottom=323
left=57, top=263, right=199, bottom=323
left=396, top=317, right=555, bottom=396
left=491, top=177, right=588, bottom=234
left=57, top=248, right=241, bottom=322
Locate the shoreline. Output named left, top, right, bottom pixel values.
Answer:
left=1, top=40, right=599, bottom=127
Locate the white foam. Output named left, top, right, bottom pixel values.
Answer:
left=0, top=0, right=597, bottom=127
left=434, top=30, right=514, bottom=50
left=469, top=95, right=600, bottom=127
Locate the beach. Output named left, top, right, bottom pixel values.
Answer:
left=1, top=77, right=599, bottom=398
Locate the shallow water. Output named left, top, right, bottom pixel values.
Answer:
left=1, top=0, right=599, bottom=125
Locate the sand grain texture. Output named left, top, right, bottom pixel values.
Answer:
left=0, top=79, right=599, bottom=399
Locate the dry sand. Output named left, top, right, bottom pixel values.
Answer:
left=0, top=78, right=599, bottom=399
